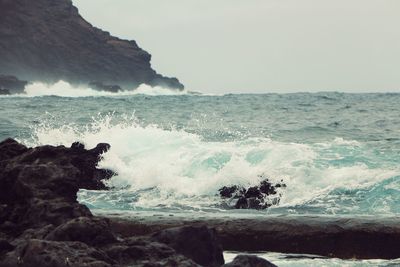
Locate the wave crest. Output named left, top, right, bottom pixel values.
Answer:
left=22, top=113, right=400, bottom=213
left=21, top=81, right=188, bottom=97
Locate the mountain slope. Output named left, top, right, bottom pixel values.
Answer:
left=0, top=0, right=184, bottom=90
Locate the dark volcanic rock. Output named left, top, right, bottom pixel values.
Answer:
left=152, top=226, right=224, bottom=267
left=0, top=0, right=183, bottom=90
left=0, top=239, right=113, bottom=267
left=0, top=139, right=221, bottom=267
left=89, top=81, right=122, bottom=93
left=0, top=138, right=29, bottom=162
left=1, top=239, right=200, bottom=267
left=108, top=214, right=400, bottom=260
left=223, top=255, right=277, bottom=267
left=0, top=139, right=113, bottom=235
left=104, top=238, right=200, bottom=267
left=219, top=185, right=243, bottom=198
left=219, top=178, right=286, bottom=210
left=0, top=75, right=27, bottom=94
left=0, top=239, right=14, bottom=256
left=46, top=217, right=116, bottom=246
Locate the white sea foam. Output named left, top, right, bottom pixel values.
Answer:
left=132, top=85, right=187, bottom=96
left=224, top=251, right=400, bottom=267
left=21, top=80, right=188, bottom=97
left=24, top=114, right=400, bottom=211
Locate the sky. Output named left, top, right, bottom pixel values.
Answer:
left=73, top=0, right=400, bottom=93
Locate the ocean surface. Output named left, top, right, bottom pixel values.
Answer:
left=1, top=81, right=400, bottom=265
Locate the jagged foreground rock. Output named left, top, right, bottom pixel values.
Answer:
left=223, top=255, right=277, bottom=267
left=0, top=0, right=183, bottom=90
left=0, top=139, right=203, bottom=266
left=0, top=139, right=271, bottom=267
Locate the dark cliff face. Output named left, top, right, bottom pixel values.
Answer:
left=0, top=0, right=184, bottom=90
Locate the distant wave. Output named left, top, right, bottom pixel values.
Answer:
left=20, top=81, right=189, bottom=97
left=132, top=85, right=188, bottom=96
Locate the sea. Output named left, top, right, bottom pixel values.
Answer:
left=1, top=81, right=400, bottom=266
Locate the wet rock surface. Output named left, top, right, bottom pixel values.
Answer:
left=0, top=139, right=231, bottom=267
left=107, top=212, right=400, bottom=260
left=152, top=226, right=224, bottom=267
left=223, top=255, right=277, bottom=267
left=45, top=217, right=117, bottom=246
left=219, top=178, right=286, bottom=209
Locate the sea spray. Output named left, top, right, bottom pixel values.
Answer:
left=22, top=80, right=188, bottom=97
left=21, top=113, right=400, bottom=214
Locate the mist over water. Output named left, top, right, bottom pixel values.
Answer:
left=1, top=82, right=400, bottom=216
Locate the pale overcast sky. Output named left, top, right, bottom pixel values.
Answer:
left=73, top=0, right=400, bottom=93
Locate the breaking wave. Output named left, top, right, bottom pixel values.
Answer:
left=21, top=81, right=188, bottom=97
left=23, top=114, right=400, bottom=214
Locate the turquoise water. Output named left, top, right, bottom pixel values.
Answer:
left=224, top=252, right=400, bottom=267
left=2, top=84, right=400, bottom=265
left=1, top=84, right=400, bottom=216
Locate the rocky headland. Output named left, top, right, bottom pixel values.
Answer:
left=0, top=139, right=275, bottom=267
left=0, top=0, right=184, bottom=92
left=0, top=75, right=28, bottom=95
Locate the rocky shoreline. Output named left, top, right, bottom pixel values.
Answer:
left=105, top=212, right=400, bottom=260
left=2, top=139, right=400, bottom=266
left=0, top=139, right=275, bottom=267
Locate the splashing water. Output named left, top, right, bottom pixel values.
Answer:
left=1, top=89, right=400, bottom=214
left=23, top=113, right=400, bottom=214
left=3, top=85, right=400, bottom=266
left=21, top=80, right=188, bottom=97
